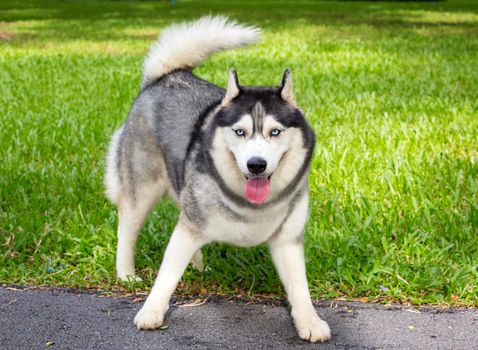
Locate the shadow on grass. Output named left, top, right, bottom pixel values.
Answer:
left=0, top=0, right=477, bottom=46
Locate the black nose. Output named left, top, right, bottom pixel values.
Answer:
left=247, top=157, right=267, bottom=175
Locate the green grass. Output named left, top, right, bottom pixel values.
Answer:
left=1, top=0, right=477, bottom=305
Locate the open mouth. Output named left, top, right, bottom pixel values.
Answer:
left=243, top=174, right=271, bottom=204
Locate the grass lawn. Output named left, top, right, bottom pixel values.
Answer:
left=1, top=0, right=477, bottom=305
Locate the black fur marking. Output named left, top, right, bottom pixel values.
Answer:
left=278, top=69, right=291, bottom=96
left=217, top=198, right=247, bottom=221
left=182, top=184, right=205, bottom=226
left=186, top=101, right=222, bottom=167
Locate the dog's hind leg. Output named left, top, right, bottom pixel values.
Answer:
left=116, top=188, right=163, bottom=282
left=115, top=163, right=169, bottom=281
left=117, top=205, right=144, bottom=281
left=106, top=125, right=169, bottom=282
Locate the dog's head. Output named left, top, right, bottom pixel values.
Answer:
left=208, top=69, right=315, bottom=205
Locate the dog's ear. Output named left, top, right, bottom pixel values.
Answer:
left=221, top=69, right=241, bottom=107
left=279, top=68, right=295, bottom=106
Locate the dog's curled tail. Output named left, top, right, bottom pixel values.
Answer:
left=142, top=16, right=260, bottom=88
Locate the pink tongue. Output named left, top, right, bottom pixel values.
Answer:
left=244, top=178, right=270, bottom=204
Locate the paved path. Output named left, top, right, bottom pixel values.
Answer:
left=1, top=287, right=477, bottom=349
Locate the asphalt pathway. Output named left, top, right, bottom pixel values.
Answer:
left=1, top=287, right=477, bottom=349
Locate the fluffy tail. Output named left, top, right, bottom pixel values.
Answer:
left=142, top=16, right=260, bottom=87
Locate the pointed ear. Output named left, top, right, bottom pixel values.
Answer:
left=221, top=69, right=241, bottom=107
left=279, top=68, right=295, bottom=106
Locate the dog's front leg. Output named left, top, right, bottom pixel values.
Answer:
left=268, top=238, right=331, bottom=343
left=134, top=218, right=204, bottom=330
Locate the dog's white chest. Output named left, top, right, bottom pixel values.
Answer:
left=204, top=206, right=287, bottom=247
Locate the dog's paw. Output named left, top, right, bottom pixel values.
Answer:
left=134, top=307, right=165, bottom=330
left=117, top=274, right=142, bottom=283
left=295, top=314, right=331, bottom=343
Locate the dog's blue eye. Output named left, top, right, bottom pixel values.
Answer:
left=271, top=129, right=281, bottom=137
left=235, top=129, right=245, bottom=137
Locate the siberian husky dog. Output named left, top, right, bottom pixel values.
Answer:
left=105, top=16, right=330, bottom=342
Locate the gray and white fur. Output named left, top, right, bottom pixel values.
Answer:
left=105, top=16, right=330, bottom=343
